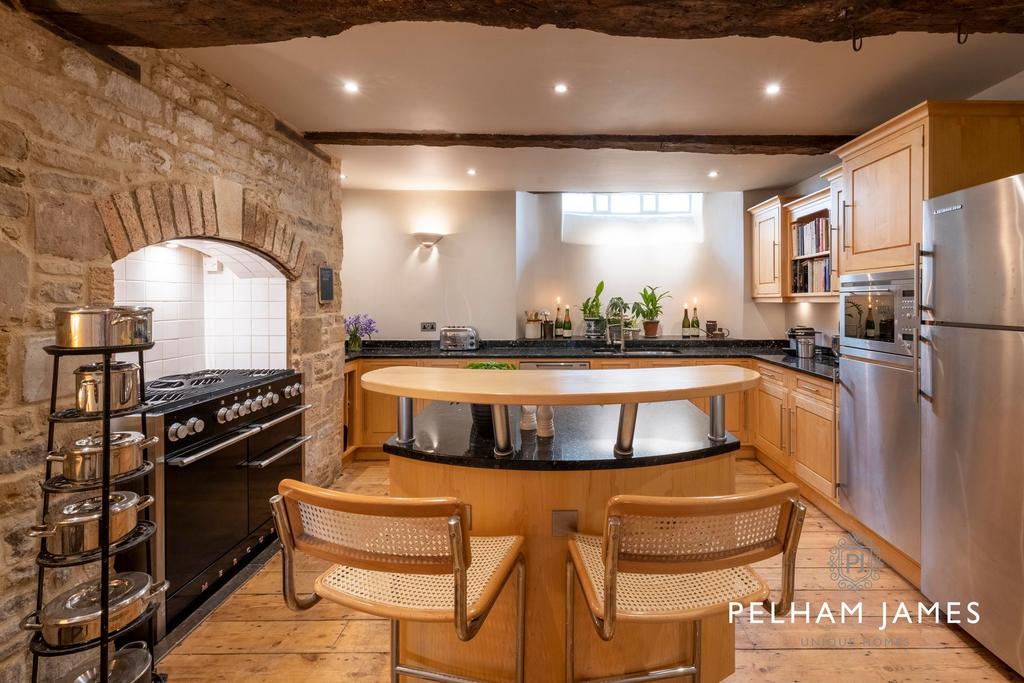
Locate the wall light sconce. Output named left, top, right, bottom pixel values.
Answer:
left=412, top=232, right=445, bottom=249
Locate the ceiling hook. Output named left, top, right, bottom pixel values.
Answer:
left=852, top=33, right=863, bottom=52
left=956, top=22, right=969, bottom=45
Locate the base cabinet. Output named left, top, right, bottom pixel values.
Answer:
left=753, top=380, right=789, bottom=468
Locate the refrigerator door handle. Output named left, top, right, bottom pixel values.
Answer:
left=917, top=331, right=934, bottom=403
left=915, top=242, right=934, bottom=313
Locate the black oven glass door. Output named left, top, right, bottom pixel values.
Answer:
left=247, top=414, right=307, bottom=534
left=164, top=430, right=252, bottom=601
left=843, top=291, right=896, bottom=344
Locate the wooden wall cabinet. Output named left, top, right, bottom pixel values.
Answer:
left=834, top=100, right=1024, bottom=275
left=821, top=164, right=843, bottom=292
left=748, top=196, right=784, bottom=299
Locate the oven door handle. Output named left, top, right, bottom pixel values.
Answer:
left=169, top=426, right=261, bottom=467
left=248, top=436, right=312, bottom=469
left=255, top=404, right=313, bottom=431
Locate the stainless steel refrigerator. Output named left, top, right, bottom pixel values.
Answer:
left=920, top=173, right=1024, bottom=676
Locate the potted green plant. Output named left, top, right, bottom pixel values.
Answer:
left=465, top=361, right=516, bottom=438
left=580, top=280, right=605, bottom=338
left=632, top=286, right=672, bottom=338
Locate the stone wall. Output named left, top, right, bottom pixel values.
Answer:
left=0, top=7, right=343, bottom=680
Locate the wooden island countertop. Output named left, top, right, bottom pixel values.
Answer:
left=360, top=364, right=761, bottom=405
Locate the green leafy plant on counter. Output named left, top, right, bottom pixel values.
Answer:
left=581, top=280, right=605, bottom=319
left=632, top=285, right=671, bottom=322
left=605, top=296, right=629, bottom=322
left=466, top=361, right=517, bottom=371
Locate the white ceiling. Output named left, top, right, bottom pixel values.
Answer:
left=184, top=23, right=1024, bottom=191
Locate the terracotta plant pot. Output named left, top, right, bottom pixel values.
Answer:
left=642, top=320, right=660, bottom=337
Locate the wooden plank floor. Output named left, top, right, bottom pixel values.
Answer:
left=158, top=459, right=1022, bottom=682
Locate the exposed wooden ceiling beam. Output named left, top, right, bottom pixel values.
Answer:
left=11, top=1, right=1024, bottom=48
left=303, top=131, right=853, bottom=156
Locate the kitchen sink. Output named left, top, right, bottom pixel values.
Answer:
left=592, top=349, right=684, bottom=357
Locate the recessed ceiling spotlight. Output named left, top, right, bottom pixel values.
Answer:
left=466, top=168, right=477, bottom=176
left=339, top=174, right=347, bottom=180
left=164, top=241, right=179, bottom=249
left=765, top=82, right=781, bottom=96
left=342, top=81, right=360, bottom=94
left=553, top=83, right=569, bottom=94
left=707, top=170, right=719, bottom=178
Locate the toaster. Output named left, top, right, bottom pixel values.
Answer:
left=439, top=326, right=479, bottom=351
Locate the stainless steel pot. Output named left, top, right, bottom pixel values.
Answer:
left=28, top=491, right=154, bottom=556
left=54, top=306, right=153, bottom=349
left=75, top=361, right=140, bottom=415
left=47, top=431, right=157, bottom=483
left=21, top=572, right=167, bottom=646
left=57, top=641, right=151, bottom=683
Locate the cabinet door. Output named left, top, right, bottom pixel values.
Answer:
left=751, top=206, right=782, bottom=297
left=754, top=380, right=789, bottom=469
left=692, top=360, right=746, bottom=441
left=593, top=359, right=636, bottom=369
left=360, top=360, right=420, bottom=446
left=792, top=393, right=836, bottom=498
left=841, top=125, right=925, bottom=273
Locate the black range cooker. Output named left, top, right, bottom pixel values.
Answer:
left=119, top=368, right=310, bottom=636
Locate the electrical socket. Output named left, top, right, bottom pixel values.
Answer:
left=420, top=322, right=437, bottom=332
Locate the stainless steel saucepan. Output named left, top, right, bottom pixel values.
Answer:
left=28, top=491, right=153, bottom=556
left=47, top=431, right=157, bottom=483
left=20, top=572, right=167, bottom=646
left=57, top=641, right=151, bottom=683
left=74, top=361, right=140, bottom=415
left=54, top=306, right=153, bottom=349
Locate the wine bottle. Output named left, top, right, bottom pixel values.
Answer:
left=563, top=307, right=572, bottom=338
left=555, top=307, right=564, bottom=337
left=682, top=307, right=691, bottom=337
left=865, top=305, right=877, bottom=339
left=692, top=307, right=701, bottom=337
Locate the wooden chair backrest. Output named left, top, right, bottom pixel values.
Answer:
left=276, top=479, right=470, bottom=574
left=605, top=483, right=802, bottom=573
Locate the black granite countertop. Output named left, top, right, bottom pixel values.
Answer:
left=346, top=338, right=839, bottom=381
left=383, top=400, right=739, bottom=471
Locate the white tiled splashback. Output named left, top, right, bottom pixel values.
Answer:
left=202, top=264, right=287, bottom=371
left=113, top=244, right=286, bottom=379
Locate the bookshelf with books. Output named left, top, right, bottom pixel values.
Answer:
left=783, top=188, right=837, bottom=301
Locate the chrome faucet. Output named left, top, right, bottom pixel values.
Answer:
left=605, top=317, right=627, bottom=353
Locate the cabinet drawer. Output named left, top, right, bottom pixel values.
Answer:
left=792, top=375, right=835, bottom=403
left=755, top=363, right=786, bottom=386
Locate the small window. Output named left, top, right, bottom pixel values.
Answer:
left=560, top=192, right=704, bottom=245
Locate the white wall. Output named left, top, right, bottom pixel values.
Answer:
left=114, top=245, right=206, bottom=378
left=515, top=192, right=787, bottom=338
left=341, top=189, right=518, bottom=339
left=972, top=68, right=1024, bottom=99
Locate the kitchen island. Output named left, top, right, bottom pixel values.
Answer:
left=364, top=365, right=761, bottom=682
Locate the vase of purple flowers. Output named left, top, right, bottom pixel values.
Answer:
left=344, top=313, right=377, bottom=354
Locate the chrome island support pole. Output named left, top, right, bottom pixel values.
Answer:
left=708, top=394, right=726, bottom=443
left=614, top=403, right=638, bottom=457
left=492, top=404, right=514, bottom=457
left=396, top=396, right=415, bottom=445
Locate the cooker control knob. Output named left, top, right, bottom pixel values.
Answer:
left=217, top=407, right=230, bottom=424
left=187, top=417, right=205, bottom=434
left=283, top=386, right=293, bottom=398
left=167, top=423, right=181, bottom=442
left=261, top=394, right=273, bottom=408
left=169, top=422, right=188, bottom=441
left=271, top=392, right=280, bottom=404
left=293, top=382, right=303, bottom=395
left=243, top=399, right=256, bottom=414
left=231, top=402, right=242, bottom=418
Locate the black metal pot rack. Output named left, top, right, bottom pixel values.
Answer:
left=29, top=342, right=167, bottom=683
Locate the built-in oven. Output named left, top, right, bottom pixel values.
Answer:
left=839, top=269, right=917, bottom=357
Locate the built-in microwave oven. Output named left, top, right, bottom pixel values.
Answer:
left=839, top=269, right=917, bottom=357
